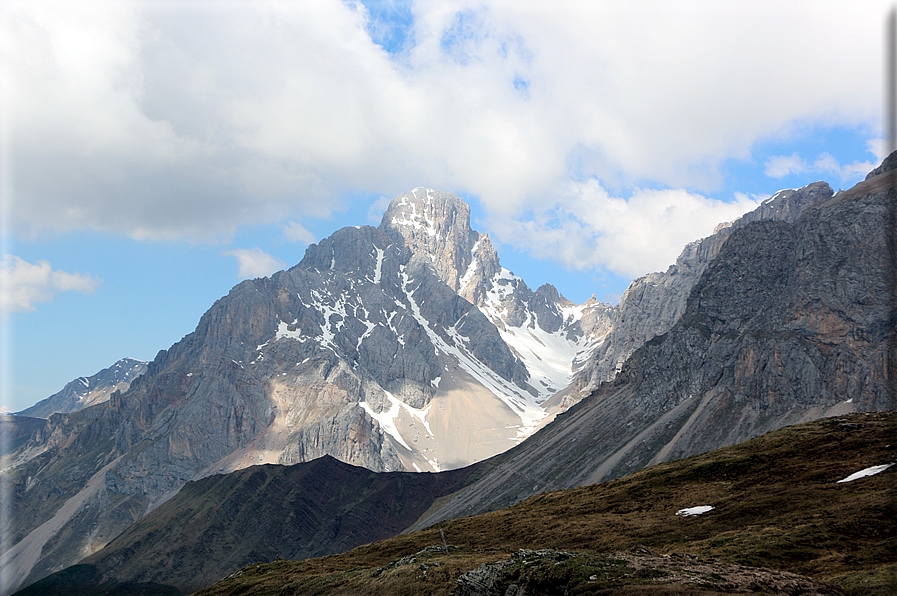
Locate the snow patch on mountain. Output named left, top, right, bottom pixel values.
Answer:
left=478, top=268, right=597, bottom=402
left=837, top=463, right=893, bottom=483
left=676, top=505, right=714, bottom=517
left=399, top=267, right=547, bottom=437
left=497, top=315, right=592, bottom=400
left=275, top=320, right=305, bottom=342
left=372, top=247, right=384, bottom=284
left=359, top=392, right=436, bottom=462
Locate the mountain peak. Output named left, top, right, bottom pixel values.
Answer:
left=379, top=188, right=480, bottom=292
left=864, top=149, right=897, bottom=180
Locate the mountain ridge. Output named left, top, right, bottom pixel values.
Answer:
left=0, top=188, right=609, bottom=594
left=3, top=159, right=893, bottom=595
left=408, top=164, right=892, bottom=529
left=23, top=411, right=893, bottom=595
left=16, top=358, right=147, bottom=420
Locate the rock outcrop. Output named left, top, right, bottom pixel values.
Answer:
left=453, top=548, right=846, bottom=596
left=574, top=181, right=835, bottom=397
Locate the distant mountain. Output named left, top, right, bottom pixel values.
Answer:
left=16, top=358, right=147, bottom=419
left=571, top=181, right=836, bottom=400
left=0, top=189, right=610, bottom=594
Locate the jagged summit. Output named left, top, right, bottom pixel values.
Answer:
left=7, top=169, right=884, bottom=596
left=380, top=187, right=614, bottom=404
left=380, top=187, right=493, bottom=295
left=1, top=187, right=619, bottom=593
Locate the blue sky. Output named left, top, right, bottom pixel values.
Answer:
left=0, top=0, right=889, bottom=412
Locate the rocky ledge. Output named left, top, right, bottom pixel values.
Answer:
left=454, top=547, right=845, bottom=595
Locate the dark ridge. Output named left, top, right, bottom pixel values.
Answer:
left=19, top=455, right=482, bottom=595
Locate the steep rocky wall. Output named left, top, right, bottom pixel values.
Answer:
left=411, top=167, right=893, bottom=529
left=576, top=181, right=836, bottom=395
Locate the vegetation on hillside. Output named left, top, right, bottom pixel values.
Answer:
left=194, top=412, right=895, bottom=595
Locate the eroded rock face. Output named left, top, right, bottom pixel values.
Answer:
left=3, top=189, right=609, bottom=594
left=380, top=188, right=479, bottom=293
left=382, top=188, right=615, bottom=405
left=575, top=181, right=835, bottom=396
left=412, top=162, right=894, bottom=529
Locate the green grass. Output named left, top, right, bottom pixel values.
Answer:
left=195, top=412, right=896, bottom=595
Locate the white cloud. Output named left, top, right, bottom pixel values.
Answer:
left=224, top=248, right=286, bottom=279
left=867, top=138, right=889, bottom=162
left=489, top=181, right=762, bottom=279
left=3, top=0, right=888, bottom=243
left=765, top=151, right=876, bottom=183
left=281, top=221, right=316, bottom=245
left=764, top=153, right=807, bottom=178
left=366, top=195, right=393, bottom=225
left=0, top=255, right=100, bottom=314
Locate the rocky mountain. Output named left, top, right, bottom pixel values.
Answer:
left=381, top=189, right=614, bottom=404
left=409, top=160, right=894, bottom=528
left=3, top=155, right=893, bottom=595
left=16, top=358, right=147, bottom=419
left=571, top=181, right=836, bottom=399
left=0, top=189, right=607, bottom=595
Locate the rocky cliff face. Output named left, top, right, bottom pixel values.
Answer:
left=573, top=181, right=836, bottom=398
left=16, top=358, right=147, bottom=419
left=3, top=163, right=890, bottom=594
left=1, top=189, right=608, bottom=595
left=411, top=162, right=894, bottom=529
left=382, top=188, right=615, bottom=403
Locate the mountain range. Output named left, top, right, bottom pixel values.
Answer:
left=2, top=154, right=894, bottom=594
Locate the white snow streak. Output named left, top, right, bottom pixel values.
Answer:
left=373, top=247, right=384, bottom=284
left=358, top=391, right=434, bottom=452
left=479, top=269, right=596, bottom=402
left=675, top=505, right=714, bottom=517
left=400, top=268, right=546, bottom=436
left=837, top=463, right=893, bottom=483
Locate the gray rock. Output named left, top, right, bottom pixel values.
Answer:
left=411, top=162, right=894, bottom=529
left=1, top=189, right=552, bottom=592
left=575, top=180, right=835, bottom=396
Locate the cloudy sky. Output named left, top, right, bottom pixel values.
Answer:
left=0, top=0, right=889, bottom=412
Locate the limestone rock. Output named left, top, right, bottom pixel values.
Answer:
left=2, top=188, right=606, bottom=593
left=575, top=180, right=836, bottom=396
left=411, top=162, right=893, bottom=529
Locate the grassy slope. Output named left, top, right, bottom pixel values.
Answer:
left=14, top=455, right=483, bottom=595
left=195, top=411, right=896, bottom=595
